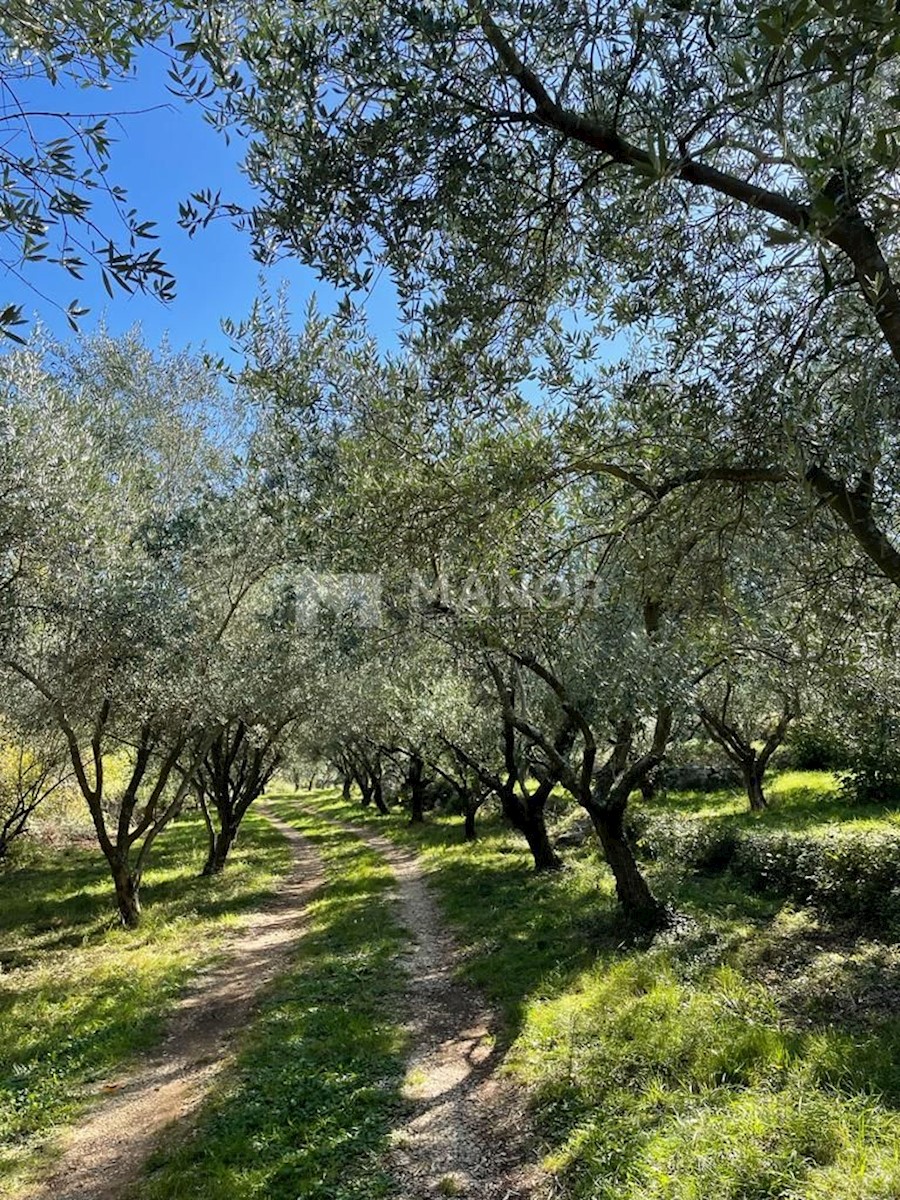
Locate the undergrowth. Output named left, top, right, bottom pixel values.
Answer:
left=633, top=772, right=900, bottom=924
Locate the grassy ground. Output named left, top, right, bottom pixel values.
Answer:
left=129, top=798, right=409, bottom=1200
left=308, top=777, right=900, bottom=1200
left=0, top=811, right=292, bottom=1196
left=6, top=774, right=900, bottom=1199
left=641, top=768, right=900, bottom=833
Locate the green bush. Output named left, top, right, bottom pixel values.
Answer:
left=840, top=717, right=900, bottom=807
left=637, top=814, right=900, bottom=925
left=823, top=697, right=900, bottom=806
left=783, top=720, right=850, bottom=772
left=804, top=831, right=900, bottom=922
left=632, top=811, right=739, bottom=873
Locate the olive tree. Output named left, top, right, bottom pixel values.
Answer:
left=697, top=680, right=798, bottom=812
left=447, top=655, right=572, bottom=864
left=0, top=328, right=236, bottom=925
left=179, top=1, right=900, bottom=602
left=0, top=2, right=181, bottom=337
left=189, top=558, right=332, bottom=875
left=8, top=552, right=212, bottom=926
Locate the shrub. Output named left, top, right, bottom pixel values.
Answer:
left=840, top=711, right=900, bottom=807
left=632, top=812, right=739, bottom=873
left=638, top=814, right=900, bottom=925
left=805, top=831, right=900, bottom=922
left=730, top=830, right=810, bottom=898
left=656, top=764, right=742, bottom=793
left=783, top=720, right=850, bottom=772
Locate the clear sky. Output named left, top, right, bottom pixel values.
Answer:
left=1, top=42, right=400, bottom=360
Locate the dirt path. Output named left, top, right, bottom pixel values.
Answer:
left=327, top=814, right=548, bottom=1200
left=20, top=808, right=325, bottom=1200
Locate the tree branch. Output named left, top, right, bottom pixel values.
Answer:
left=477, top=8, right=900, bottom=366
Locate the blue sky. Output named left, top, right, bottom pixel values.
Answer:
left=2, top=42, right=400, bottom=360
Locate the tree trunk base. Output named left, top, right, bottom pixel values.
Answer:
left=619, top=895, right=672, bottom=932
left=743, top=766, right=769, bottom=812
left=201, top=830, right=235, bottom=877
left=533, top=854, right=564, bottom=874
left=113, top=870, right=142, bottom=928
left=590, top=807, right=668, bottom=931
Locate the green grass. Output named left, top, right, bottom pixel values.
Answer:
left=305, top=783, right=900, bottom=1200
left=641, top=769, right=900, bottom=834
left=130, top=796, right=409, bottom=1200
left=8, top=776, right=899, bottom=1200
left=0, top=811, right=292, bottom=1195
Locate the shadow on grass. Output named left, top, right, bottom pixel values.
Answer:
left=293, top=787, right=900, bottom=1200
left=0, top=814, right=291, bottom=965
left=131, top=805, right=408, bottom=1200
left=288, top=791, right=666, bottom=1042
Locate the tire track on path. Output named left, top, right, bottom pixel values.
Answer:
left=319, top=811, right=548, bottom=1200
left=20, top=808, right=325, bottom=1200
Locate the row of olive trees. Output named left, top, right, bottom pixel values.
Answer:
left=0, top=329, right=342, bottom=924
left=5, top=3, right=900, bottom=935
left=232, top=304, right=884, bottom=932
left=165, top=0, right=900, bottom=932
left=0, top=317, right=887, bottom=935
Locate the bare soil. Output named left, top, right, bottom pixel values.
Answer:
left=19, top=809, right=325, bottom=1200
left=332, top=815, right=549, bottom=1200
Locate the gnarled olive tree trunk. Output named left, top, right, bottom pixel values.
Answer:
left=699, top=692, right=797, bottom=813
left=110, top=857, right=143, bottom=928
left=407, top=753, right=426, bottom=823
left=509, top=646, right=673, bottom=930
left=586, top=802, right=667, bottom=927
left=194, top=720, right=282, bottom=877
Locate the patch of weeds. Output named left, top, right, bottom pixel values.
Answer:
left=436, top=1173, right=467, bottom=1196
left=131, top=801, right=409, bottom=1200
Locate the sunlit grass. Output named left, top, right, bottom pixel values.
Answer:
left=640, top=768, right=900, bottom=834
left=301, top=783, right=900, bottom=1200
left=644, top=769, right=837, bottom=819
left=0, top=812, right=292, bottom=1195
left=131, top=798, right=408, bottom=1200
